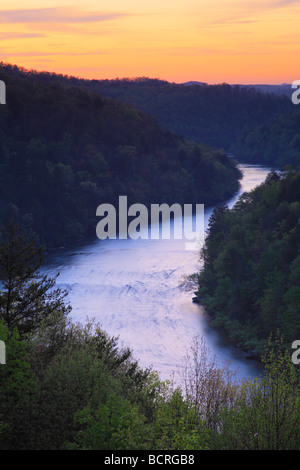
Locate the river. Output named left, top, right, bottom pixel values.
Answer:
left=44, top=163, right=271, bottom=382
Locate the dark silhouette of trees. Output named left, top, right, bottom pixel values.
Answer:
left=0, top=220, right=70, bottom=335
left=0, top=63, right=242, bottom=248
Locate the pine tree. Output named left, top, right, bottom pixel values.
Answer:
left=0, top=220, right=71, bottom=336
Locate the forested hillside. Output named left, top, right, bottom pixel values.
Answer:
left=230, top=108, right=300, bottom=168
left=0, top=64, right=241, bottom=248
left=1, top=64, right=300, bottom=451
left=194, top=169, right=300, bottom=356
left=87, top=79, right=293, bottom=149
left=183, top=81, right=293, bottom=97
left=0, top=64, right=293, bottom=151
left=1, top=222, right=300, bottom=450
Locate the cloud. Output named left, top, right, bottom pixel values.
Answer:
left=0, top=50, right=109, bottom=58
left=202, top=0, right=300, bottom=28
left=0, top=7, right=128, bottom=24
left=276, top=0, right=300, bottom=5
left=0, top=32, right=46, bottom=39
left=205, top=16, right=258, bottom=27
left=235, top=0, right=300, bottom=9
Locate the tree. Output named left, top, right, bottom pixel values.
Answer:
left=0, top=220, right=70, bottom=336
left=150, top=387, right=209, bottom=450
left=0, top=319, right=35, bottom=449
left=196, top=168, right=300, bottom=354
left=178, top=335, right=239, bottom=431
left=217, top=333, right=300, bottom=450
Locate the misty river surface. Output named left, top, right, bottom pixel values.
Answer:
left=44, top=163, right=271, bottom=382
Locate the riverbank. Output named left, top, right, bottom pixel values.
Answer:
left=195, top=165, right=298, bottom=360
left=42, top=163, right=271, bottom=382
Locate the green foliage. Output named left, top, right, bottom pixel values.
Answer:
left=0, top=65, right=299, bottom=450
left=69, top=383, right=210, bottom=451
left=216, top=333, right=300, bottom=450
left=0, top=63, right=242, bottom=249
left=0, top=220, right=70, bottom=336
left=0, top=229, right=214, bottom=451
left=0, top=319, right=35, bottom=448
left=232, top=109, right=300, bottom=167
left=11, top=68, right=292, bottom=151
left=177, top=335, right=240, bottom=432
left=196, top=169, right=300, bottom=355
left=2, top=293, right=300, bottom=451
left=0, top=314, right=158, bottom=450
left=69, top=394, right=150, bottom=450
left=90, top=80, right=292, bottom=151
left=0, top=223, right=159, bottom=450
left=146, top=387, right=208, bottom=450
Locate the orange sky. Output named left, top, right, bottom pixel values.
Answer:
left=0, top=0, right=300, bottom=84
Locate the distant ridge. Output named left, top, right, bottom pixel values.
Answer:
left=181, top=81, right=207, bottom=86
left=182, top=80, right=292, bottom=96
left=0, top=62, right=243, bottom=248
left=0, top=62, right=293, bottom=149
left=237, top=83, right=292, bottom=97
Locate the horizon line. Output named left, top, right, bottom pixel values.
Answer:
left=0, top=61, right=294, bottom=87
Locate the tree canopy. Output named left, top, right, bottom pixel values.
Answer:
left=231, top=108, right=300, bottom=168
left=195, top=168, right=300, bottom=355
left=0, top=63, right=242, bottom=248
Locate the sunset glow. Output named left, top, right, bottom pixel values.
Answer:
left=1, top=0, right=300, bottom=83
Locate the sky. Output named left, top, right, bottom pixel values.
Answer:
left=0, top=0, right=300, bottom=84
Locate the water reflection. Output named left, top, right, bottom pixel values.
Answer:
left=44, top=164, right=270, bottom=381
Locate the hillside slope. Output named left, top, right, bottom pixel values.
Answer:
left=230, top=109, right=300, bottom=168
left=195, top=169, right=300, bottom=355
left=0, top=64, right=241, bottom=247
left=0, top=64, right=293, bottom=151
